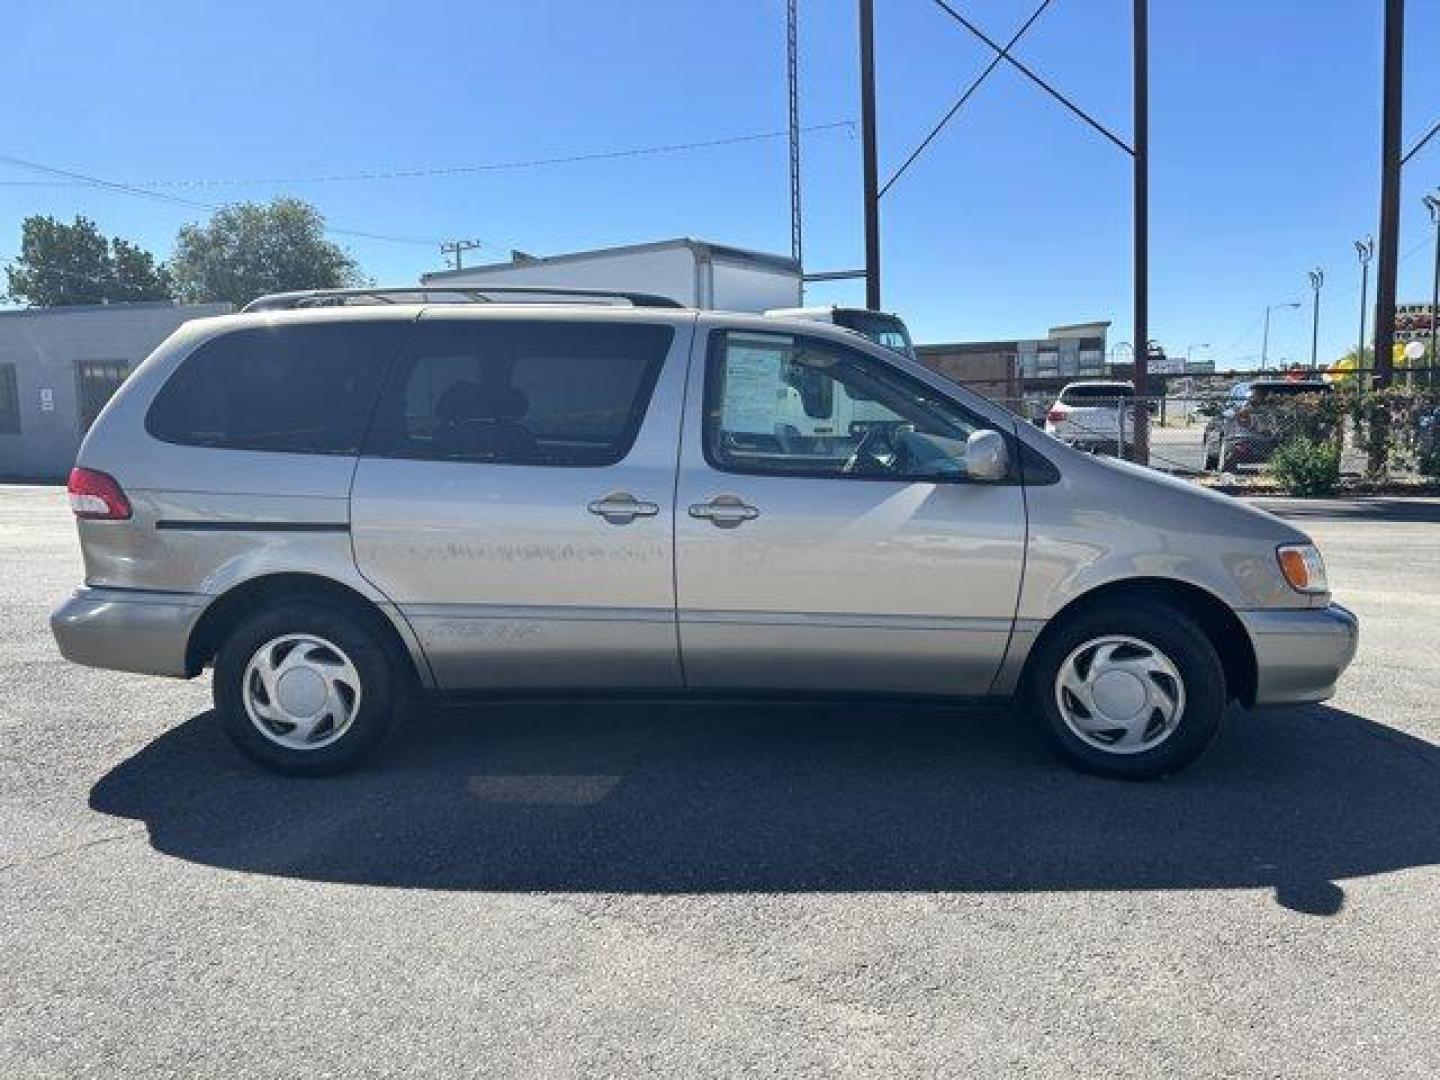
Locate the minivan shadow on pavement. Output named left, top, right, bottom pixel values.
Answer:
left=89, top=701, right=1440, bottom=913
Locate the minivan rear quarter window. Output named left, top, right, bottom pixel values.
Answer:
left=364, top=320, right=672, bottom=467
left=146, top=321, right=404, bottom=455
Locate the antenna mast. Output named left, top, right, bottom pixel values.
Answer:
left=787, top=0, right=803, bottom=271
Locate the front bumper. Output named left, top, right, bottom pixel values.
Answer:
left=50, top=587, right=206, bottom=678
left=1239, top=603, right=1359, bottom=706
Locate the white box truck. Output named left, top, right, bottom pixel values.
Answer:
left=420, top=238, right=803, bottom=312
left=418, top=237, right=917, bottom=359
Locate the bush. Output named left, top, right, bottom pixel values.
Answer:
left=1249, top=387, right=1344, bottom=443
left=1270, top=436, right=1341, bottom=496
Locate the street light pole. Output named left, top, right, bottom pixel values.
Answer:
left=1426, top=193, right=1440, bottom=380
left=1308, top=268, right=1324, bottom=371
left=1262, top=302, right=1300, bottom=369
left=1356, top=236, right=1375, bottom=374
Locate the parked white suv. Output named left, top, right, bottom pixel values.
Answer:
left=1045, top=381, right=1137, bottom=455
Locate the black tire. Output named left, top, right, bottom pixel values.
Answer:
left=1025, top=599, right=1226, bottom=780
left=214, top=601, right=399, bottom=776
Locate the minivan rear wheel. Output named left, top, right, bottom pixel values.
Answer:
left=214, top=602, right=397, bottom=775
left=1026, top=600, right=1225, bottom=779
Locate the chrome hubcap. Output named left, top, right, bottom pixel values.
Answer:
left=242, top=633, right=361, bottom=751
left=1055, top=635, right=1186, bottom=755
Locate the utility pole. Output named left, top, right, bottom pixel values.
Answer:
left=1355, top=237, right=1374, bottom=371
left=440, top=239, right=484, bottom=271
left=787, top=0, right=804, bottom=272
left=1371, top=0, right=1404, bottom=395
left=1307, top=268, right=1324, bottom=370
left=1425, top=192, right=1440, bottom=379
left=1130, top=0, right=1149, bottom=465
left=859, top=0, right=880, bottom=310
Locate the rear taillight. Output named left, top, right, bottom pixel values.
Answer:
left=1046, top=407, right=1068, bottom=424
left=67, top=467, right=132, bottom=521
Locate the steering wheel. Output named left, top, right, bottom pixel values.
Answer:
left=842, top=425, right=894, bottom=475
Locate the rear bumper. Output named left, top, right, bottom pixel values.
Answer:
left=1224, top=433, right=1281, bottom=464
left=1239, top=603, right=1359, bottom=706
left=1046, top=427, right=1130, bottom=452
left=50, top=587, right=205, bottom=678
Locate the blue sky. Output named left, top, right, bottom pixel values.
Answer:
left=2, top=0, right=1438, bottom=366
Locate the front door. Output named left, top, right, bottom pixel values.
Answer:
left=675, top=327, right=1027, bottom=695
left=351, top=311, right=691, bottom=689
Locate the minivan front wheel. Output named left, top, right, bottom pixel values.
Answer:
left=214, top=602, right=397, bottom=775
left=1027, top=601, right=1225, bottom=779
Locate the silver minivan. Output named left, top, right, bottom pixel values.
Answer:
left=51, top=289, right=1358, bottom=780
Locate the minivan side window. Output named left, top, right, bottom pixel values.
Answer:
left=145, top=322, right=404, bottom=455
left=704, top=330, right=999, bottom=482
left=364, top=320, right=673, bottom=467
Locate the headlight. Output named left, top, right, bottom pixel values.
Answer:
left=1277, top=543, right=1329, bottom=594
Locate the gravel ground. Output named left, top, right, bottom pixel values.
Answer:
left=2, top=485, right=1437, bottom=1078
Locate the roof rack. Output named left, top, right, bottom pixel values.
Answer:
left=241, top=286, right=686, bottom=313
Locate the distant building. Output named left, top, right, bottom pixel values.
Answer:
left=916, top=320, right=1111, bottom=414
left=0, top=300, right=231, bottom=480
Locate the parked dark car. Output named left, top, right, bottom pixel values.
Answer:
left=1203, top=379, right=1333, bottom=471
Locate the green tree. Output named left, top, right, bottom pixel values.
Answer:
left=108, top=238, right=175, bottom=301
left=5, top=215, right=173, bottom=306
left=169, top=198, right=363, bottom=307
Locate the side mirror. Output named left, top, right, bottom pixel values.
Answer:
left=965, top=429, right=1009, bottom=481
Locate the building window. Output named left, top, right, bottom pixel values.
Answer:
left=0, top=364, right=19, bottom=435
left=76, top=360, right=131, bottom=434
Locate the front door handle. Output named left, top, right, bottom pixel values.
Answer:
left=688, top=495, right=760, bottom=529
left=587, top=492, right=660, bottom=525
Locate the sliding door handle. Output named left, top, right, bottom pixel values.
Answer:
left=587, top=492, right=659, bottom=525
left=688, top=496, right=760, bottom=529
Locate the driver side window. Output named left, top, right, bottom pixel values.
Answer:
left=703, top=330, right=996, bottom=481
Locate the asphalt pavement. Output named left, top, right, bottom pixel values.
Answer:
left=2, top=485, right=1437, bottom=1078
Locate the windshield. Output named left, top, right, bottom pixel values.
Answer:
left=832, top=309, right=917, bottom=360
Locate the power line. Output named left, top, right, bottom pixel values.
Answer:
left=0, top=153, right=443, bottom=248
left=0, top=122, right=857, bottom=192
left=1219, top=233, right=1433, bottom=354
